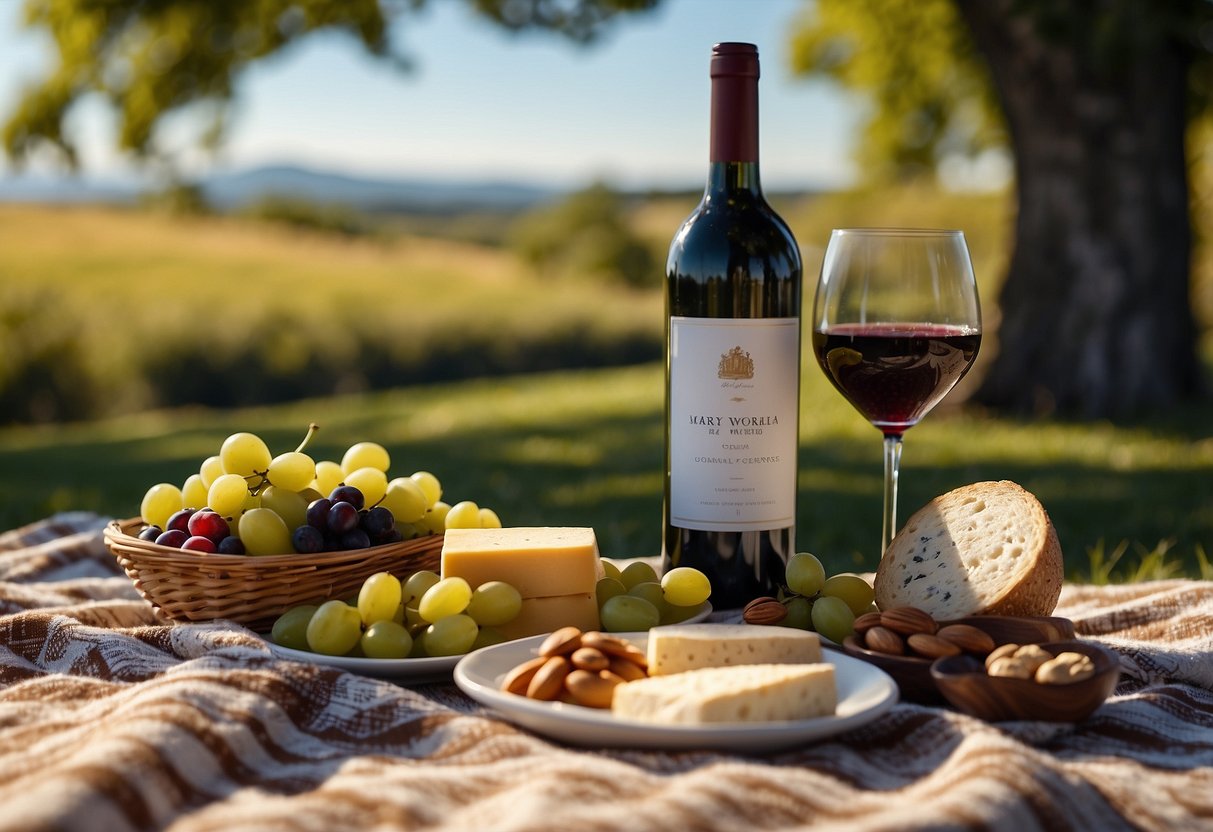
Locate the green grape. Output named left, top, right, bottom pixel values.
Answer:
left=810, top=595, right=856, bottom=643
left=471, top=627, right=506, bottom=650
left=299, top=487, right=323, bottom=504
left=267, top=451, right=316, bottom=492
left=220, top=432, right=272, bottom=477
left=404, top=605, right=426, bottom=631
left=418, top=577, right=472, bottom=623
left=601, top=560, right=623, bottom=582
left=422, top=614, right=479, bottom=656
left=444, top=500, right=481, bottom=530
left=660, top=601, right=704, bottom=624
left=360, top=620, right=413, bottom=659
left=627, top=581, right=667, bottom=613
left=402, top=570, right=441, bottom=605
left=392, top=603, right=405, bottom=625
left=344, top=641, right=366, bottom=658
left=660, top=567, right=711, bottom=607
left=464, top=581, right=522, bottom=626
left=397, top=522, right=421, bottom=540
left=595, top=577, right=627, bottom=609
left=313, top=461, right=345, bottom=497
left=478, top=508, right=502, bottom=529
left=822, top=574, right=875, bottom=615
left=199, top=455, right=225, bottom=489
left=382, top=477, right=428, bottom=523
left=141, top=483, right=183, bottom=529
left=410, top=470, right=443, bottom=506
left=342, top=441, right=391, bottom=475
left=620, top=561, right=659, bottom=590
left=181, top=474, right=209, bottom=510
left=358, top=571, right=403, bottom=626
left=419, top=501, right=450, bottom=534
left=306, top=600, right=363, bottom=656
left=785, top=552, right=827, bottom=598
left=239, top=508, right=293, bottom=556
left=409, top=632, right=429, bottom=657
left=242, top=490, right=262, bottom=512
left=782, top=596, right=813, bottom=630
left=260, top=485, right=307, bottom=532
left=599, top=595, right=660, bottom=632
left=207, top=474, right=249, bottom=517
left=344, top=466, right=388, bottom=506
left=271, top=605, right=318, bottom=651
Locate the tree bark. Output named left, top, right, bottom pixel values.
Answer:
left=956, top=0, right=1201, bottom=418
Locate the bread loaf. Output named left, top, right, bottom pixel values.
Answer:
left=874, top=481, right=1063, bottom=619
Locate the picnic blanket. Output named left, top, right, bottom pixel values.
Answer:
left=1, top=514, right=1210, bottom=832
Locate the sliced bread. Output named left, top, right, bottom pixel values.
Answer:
left=873, top=480, right=1063, bottom=620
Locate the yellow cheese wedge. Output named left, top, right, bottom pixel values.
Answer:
left=646, top=624, right=822, bottom=676
left=441, top=527, right=602, bottom=598
left=611, top=663, right=837, bottom=724
left=496, top=593, right=601, bottom=640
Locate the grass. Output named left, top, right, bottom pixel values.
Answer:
left=3, top=360, right=1212, bottom=582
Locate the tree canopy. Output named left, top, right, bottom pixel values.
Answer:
left=2, top=0, right=657, bottom=168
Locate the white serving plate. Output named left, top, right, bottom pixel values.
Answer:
left=454, top=631, right=898, bottom=753
left=261, top=602, right=711, bottom=684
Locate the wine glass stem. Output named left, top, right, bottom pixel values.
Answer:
left=881, top=433, right=903, bottom=557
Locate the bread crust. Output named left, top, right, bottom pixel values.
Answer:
left=874, top=481, right=1063, bottom=619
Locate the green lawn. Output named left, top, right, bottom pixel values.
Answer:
left=4, top=360, right=1211, bottom=581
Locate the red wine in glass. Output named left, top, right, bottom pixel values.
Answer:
left=812, top=322, right=981, bottom=436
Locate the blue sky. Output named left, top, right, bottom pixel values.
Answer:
left=0, top=0, right=862, bottom=190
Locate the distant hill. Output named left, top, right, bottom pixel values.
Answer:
left=0, top=164, right=561, bottom=214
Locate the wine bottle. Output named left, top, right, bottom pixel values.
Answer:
left=662, top=42, right=803, bottom=610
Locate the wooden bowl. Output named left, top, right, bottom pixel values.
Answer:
left=930, top=640, right=1120, bottom=722
left=841, top=615, right=1076, bottom=705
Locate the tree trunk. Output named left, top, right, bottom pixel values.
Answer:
left=956, top=0, right=1201, bottom=418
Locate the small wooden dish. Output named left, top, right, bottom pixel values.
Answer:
left=930, top=640, right=1120, bottom=722
left=105, top=517, right=443, bottom=631
left=841, top=615, right=1076, bottom=705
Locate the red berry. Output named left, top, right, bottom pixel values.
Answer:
left=182, top=535, right=217, bottom=553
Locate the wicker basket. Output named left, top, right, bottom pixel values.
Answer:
left=105, top=517, right=443, bottom=631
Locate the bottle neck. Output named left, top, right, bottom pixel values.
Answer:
left=705, top=161, right=762, bottom=199
left=707, top=45, right=760, bottom=200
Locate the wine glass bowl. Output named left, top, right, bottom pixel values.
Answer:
left=812, top=229, right=981, bottom=557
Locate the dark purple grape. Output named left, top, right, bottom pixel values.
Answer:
left=361, top=506, right=395, bottom=537
left=217, top=536, right=246, bottom=555
left=155, top=529, right=189, bottom=548
left=327, top=501, right=359, bottom=534
left=188, top=511, right=230, bottom=544
left=166, top=508, right=195, bottom=534
left=182, top=535, right=216, bottom=553
left=338, top=529, right=371, bottom=550
left=291, top=525, right=325, bottom=554
left=138, top=525, right=163, bottom=542
left=306, top=497, right=332, bottom=530
left=374, top=528, right=404, bottom=546
left=328, top=485, right=365, bottom=511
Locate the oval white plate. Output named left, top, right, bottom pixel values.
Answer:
left=454, top=632, right=898, bottom=753
left=260, top=602, right=710, bottom=684
left=266, top=642, right=458, bottom=683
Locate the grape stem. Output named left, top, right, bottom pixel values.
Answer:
left=295, top=423, right=320, bottom=454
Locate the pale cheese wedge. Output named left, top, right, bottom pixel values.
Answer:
left=646, top=624, right=822, bottom=676
left=612, top=663, right=837, bottom=724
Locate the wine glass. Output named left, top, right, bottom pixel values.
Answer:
left=812, top=228, right=981, bottom=558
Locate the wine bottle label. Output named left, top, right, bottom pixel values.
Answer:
left=669, top=316, right=799, bottom=532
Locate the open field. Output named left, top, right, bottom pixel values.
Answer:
left=2, top=361, right=1212, bottom=580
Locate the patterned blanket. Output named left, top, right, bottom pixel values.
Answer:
left=1, top=514, right=1210, bottom=832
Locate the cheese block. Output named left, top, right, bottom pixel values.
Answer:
left=874, top=480, right=1064, bottom=619
left=646, top=624, right=822, bottom=676
left=495, top=593, right=600, bottom=640
left=441, top=527, right=603, bottom=598
left=612, top=663, right=837, bottom=724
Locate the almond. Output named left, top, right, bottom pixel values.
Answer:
left=570, top=647, right=610, bottom=672
left=580, top=631, right=648, bottom=668
left=501, top=656, right=547, bottom=696
left=538, top=626, right=583, bottom=658
left=880, top=607, right=937, bottom=636
left=863, top=625, right=906, bottom=656
left=906, top=632, right=962, bottom=659
left=564, top=669, right=623, bottom=708
left=853, top=611, right=884, bottom=634
left=743, top=597, right=788, bottom=626
left=936, top=624, right=995, bottom=655
left=526, top=656, right=572, bottom=700
left=985, top=642, right=1020, bottom=668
